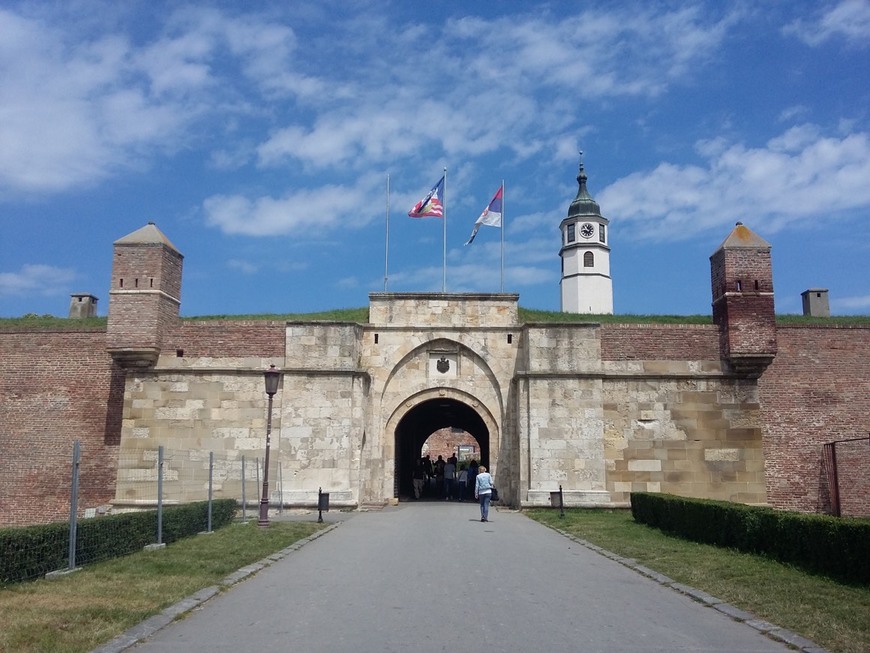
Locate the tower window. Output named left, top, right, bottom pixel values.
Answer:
left=599, top=224, right=606, bottom=243
left=736, top=280, right=742, bottom=292
left=507, top=334, right=513, bottom=344
left=567, top=223, right=575, bottom=243
left=374, top=333, right=379, bottom=344
left=584, top=252, right=594, bottom=268
left=119, top=278, right=124, bottom=288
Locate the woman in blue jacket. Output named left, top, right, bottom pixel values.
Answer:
left=474, top=465, right=494, bottom=522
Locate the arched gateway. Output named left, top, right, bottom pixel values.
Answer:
left=386, top=389, right=499, bottom=499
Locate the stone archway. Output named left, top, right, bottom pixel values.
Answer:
left=385, top=388, right=499, bottom=501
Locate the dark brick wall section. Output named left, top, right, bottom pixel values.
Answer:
left=600, top=324, right=720, bottom=361
left=759, top=326, right=870, bottom=513
left=0, top=329, right=120, bottom=526
left=173, top=321, right=286, bottom=357
left=834, top=438, right=870, bottom=517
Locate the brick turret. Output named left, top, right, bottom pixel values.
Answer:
left=710, top=222, right=777, bottom=377
left=106, top=222, right=183, bottom=368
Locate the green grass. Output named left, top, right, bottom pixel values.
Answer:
left=517, top=308, right=714, bottom=323
left=0, top=520, right=326, bottom=653
left=183, top=307, right=370, bottom=322
left=3, top=307, right=868, bottom=328
left=525, top=508, right=870, bottom=653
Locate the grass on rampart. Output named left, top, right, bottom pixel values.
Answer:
left=3, top=308, right=868, bottom=328
left=0, top=520, right=325, bottom=653
left=525, top=508, right=870, bottom=653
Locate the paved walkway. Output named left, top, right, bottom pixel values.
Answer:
left=104, top=504, right=824, bottom=652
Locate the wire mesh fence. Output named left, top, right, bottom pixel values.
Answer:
left=1, top=440, right=278, bottom=584
left=115, top=445, right=265, bottom=516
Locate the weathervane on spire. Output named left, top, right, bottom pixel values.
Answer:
left=578, top=150, right=585, bottom=173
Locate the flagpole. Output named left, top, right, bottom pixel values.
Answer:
left=442, top=166, right=447, bottom=293
left=500, top=179, right=505, bottom=293
left=384, top=173, right=390, bottom=292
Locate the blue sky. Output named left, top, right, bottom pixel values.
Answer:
left=1, top=1, right=869, bottom=318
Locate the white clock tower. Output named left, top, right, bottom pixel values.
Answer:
left=559, top=159, right=613, bottom=314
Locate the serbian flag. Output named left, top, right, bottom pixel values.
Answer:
left=465, top=185, right=503, bottom=245
left=408, top=176, right=445, bottom=217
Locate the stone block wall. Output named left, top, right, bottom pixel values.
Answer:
left=285, top=322, right=361, bottom=371
left=114, top=360, right=291, bottom=506
left=369, top=293, right=519, bottom=328
left=521, top=376, right=608, bottom=504
left=524, top=324, right=600, bottom=374
left=278, top=371, right=364, bottom=506
left=603, top=375, right=765, bottom=505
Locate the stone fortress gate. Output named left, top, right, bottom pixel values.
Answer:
left=110, top=220, right=772, bottom=510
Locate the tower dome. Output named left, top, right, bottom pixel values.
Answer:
left=567, top=163, right=602, bottom=219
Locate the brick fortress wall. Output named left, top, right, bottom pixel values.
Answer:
left=0, top=328, right=122, bottom=526
left=759, top=325, right=870, bottom=515
left=2, top=318, right=868, bottom=523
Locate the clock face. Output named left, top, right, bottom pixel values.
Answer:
left=580, top=223, right=595, bottom=239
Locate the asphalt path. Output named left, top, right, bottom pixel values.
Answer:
left=129, top=503, right=799, bottom=652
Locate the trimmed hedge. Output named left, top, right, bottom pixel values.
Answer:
left=630, top=492, right=870, bottom=585
left=0, top=499, right=237, bottom=584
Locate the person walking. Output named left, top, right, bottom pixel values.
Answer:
left=444, top=455, right=456, bottom=500
left=412, top=461, right=426, bottom=500
left=474, top=465, right=494, bottom=522
left=457, top=464, right=468, bottom=501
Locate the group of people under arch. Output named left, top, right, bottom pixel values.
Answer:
left=411, top=454, right=480, bottom=502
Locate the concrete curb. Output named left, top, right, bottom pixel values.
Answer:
left=549, top=527, right=830, bottom=653
left=90, top=522, right=341, bottom=653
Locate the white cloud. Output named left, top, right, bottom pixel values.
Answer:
left=835, top=294, right=870, bottom=310
left=0, top=6, right=298, bottom=196
left=0, top=4, right=747, bottom=196
left=254, top=5, right=743, bottom=171
left=599, top=124, right=870, bottom=240
left=0, top=264, right=77, bottom=296
left=784, top=0, right=870, bottom=47
left=227, top=259, right=258, bottom=275
left=203, top=173, right=384, bottom=236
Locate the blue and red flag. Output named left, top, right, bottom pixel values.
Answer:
left=465, top=185, right=503, bottom=245
left=408, top=177, right=445, bottom=218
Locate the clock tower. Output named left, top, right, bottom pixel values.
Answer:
left=559, top=159, right=613, bottom=314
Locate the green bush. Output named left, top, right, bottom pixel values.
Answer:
left=631, top=492, right=870, bottom=585
left=0, top=499, right=238, bottom=584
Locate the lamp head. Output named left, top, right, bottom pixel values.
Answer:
left=264, top=364, right=280, bottom=396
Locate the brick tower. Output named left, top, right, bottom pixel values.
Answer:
left=106, top=222, right=183, bottom=368
left=710, top=222, right=777, bottom=377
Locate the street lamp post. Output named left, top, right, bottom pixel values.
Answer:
left=258, top=364, right=281, bottom=528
